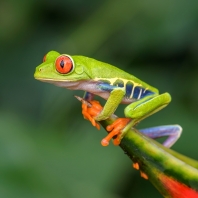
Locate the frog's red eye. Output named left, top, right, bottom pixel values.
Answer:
left=55, top=55, right=74, bottom=74
left=43, top=54, right=47, bottom=62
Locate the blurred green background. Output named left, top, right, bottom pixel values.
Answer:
left=1, top=0, right=198, bottom=197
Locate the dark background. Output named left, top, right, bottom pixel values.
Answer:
left=1, top=0, right=198, bottom=197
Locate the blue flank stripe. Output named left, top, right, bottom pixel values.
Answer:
left=133, top=86, right=141, bottom=99
left=126, top=83, right=133, bottom=98
left=98, top=83, right=114, bottom=92
left=141, top=89, right=154, bottom=98
left=98, top=81, right=154, bottom=100
left=133, top=86, right=154, bottom=99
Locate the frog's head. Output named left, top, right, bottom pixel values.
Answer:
left=34, top=51, right=92, bottom=88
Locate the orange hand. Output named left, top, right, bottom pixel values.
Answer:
left=101, top=118, right=131, bottom=146
left=82, top=100, right=103, bottom=130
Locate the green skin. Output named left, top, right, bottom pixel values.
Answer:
left=34, top=51, right=173, bottom=144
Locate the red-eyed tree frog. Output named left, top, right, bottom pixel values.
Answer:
left=34, top=51, right=182, bottom=147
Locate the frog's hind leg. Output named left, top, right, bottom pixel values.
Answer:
left=106, top=93, right=171, bottom=146
left=139, top=125, right=182, bottom=148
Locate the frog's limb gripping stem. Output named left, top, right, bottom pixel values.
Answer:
left=139, top=125, right=182, bottom=148
left=74, top=95, right=182, bottom=149
left=75, top=95, right=128, bottom=146
left=74, top=96, right=101, bottom=130
left=103, top=118, right=131, bottom=146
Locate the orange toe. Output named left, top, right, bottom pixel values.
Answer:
left=133, top=162, right=140, bottom=170
left=140, top=171, right=148, bottom=180
left=81, top=100, right=102, bottom=130
left=102, top=118, right=131, bottom=146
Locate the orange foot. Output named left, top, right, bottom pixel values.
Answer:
left=82, top=100, right=103, bottom=130
left=101, top=118, right=131, bottom=146
left=133, top=162, right=140, bottom=170
left=140, top=171, right=149, bottom=180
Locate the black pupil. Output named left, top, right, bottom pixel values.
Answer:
left=60, top=60, right=64, bottom=68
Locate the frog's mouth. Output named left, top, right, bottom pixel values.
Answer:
left=35, top=78, right=96, bottom=91
left=35, top=78, right=80, bottom=89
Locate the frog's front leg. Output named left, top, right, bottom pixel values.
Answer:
left=95, top=87, right=125, bottom=120
left=107, top=93, right=172, bottom=146
left=81, top=86, right=125, bottom=131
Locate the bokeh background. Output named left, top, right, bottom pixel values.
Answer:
left=1, top=0, right=198, bottom=197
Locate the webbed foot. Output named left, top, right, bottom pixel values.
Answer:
left=101, top=118, right=131, bottom=146
left=82, top=100, right=102, bottom=130
left=78, top=96, right=131, bottom=146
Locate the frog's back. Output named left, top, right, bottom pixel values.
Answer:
left=73, top=56, right=158, bottom=101
left=90, top=56, right=157, bottom=89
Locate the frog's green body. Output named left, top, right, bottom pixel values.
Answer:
left=34, top=51, right=182, bottom=147
left=34, top=51, right=158, bottom=103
